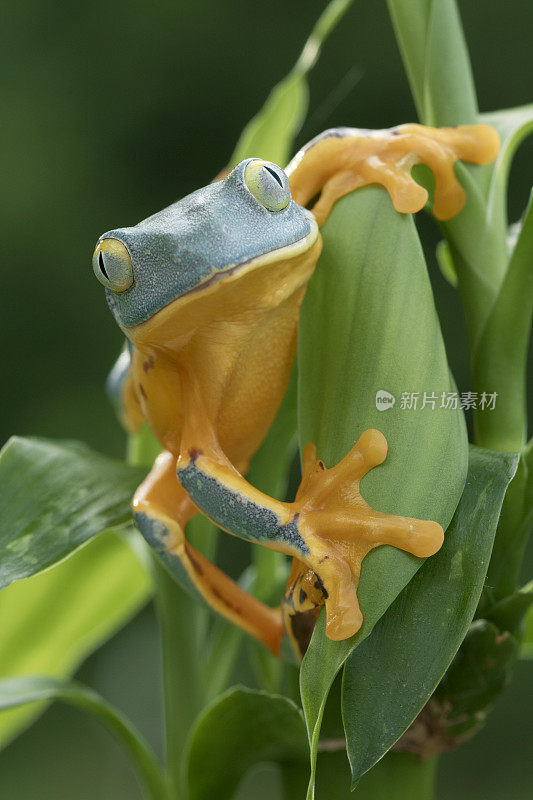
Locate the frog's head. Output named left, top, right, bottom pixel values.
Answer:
left=92, top=159, right=318, bottom=334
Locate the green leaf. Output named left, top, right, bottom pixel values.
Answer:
left=481, top=104, right=533, bottom=233
left=229, top=0, right=356, bottom=167
left=463, top=106, right=533, bottom=396
left=436, top=239, right=458, bottom=287
left=342, top=446, right=518, bottom=784
left=0, top=437, right=146, bottom=587
left=298, top=186, right=468, bottom=797
left=435, top=619, right=520, bottom=739
left=0, top=675, right=168, bottom=800
left=387, top=0, right=507, bottom=341
left=489, top=580, right=533, bottom=634
left=484, top=454, right=530, bottom=602
left=0, top=529, right=151, bottom=747
left=387, top=0, right=478, bottom=128
left=473, top=190, right=533, bottom=451
left=522, top=606, right=533, bottom=659
left=128, top=422, right=162, bottom=468
left=230, top=72, right=308, bottom=169
left=186, top=687, right=308, bottom=800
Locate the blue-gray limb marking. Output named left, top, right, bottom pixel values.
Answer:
left=133, top=510, right=203, bottom=601
left=177, top=455, right=309, bottom=556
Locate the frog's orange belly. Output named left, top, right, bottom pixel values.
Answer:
left=130, top=314, right=298, bottom=469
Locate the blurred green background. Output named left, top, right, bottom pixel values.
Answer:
left=1, top=0, right=532, bottom=797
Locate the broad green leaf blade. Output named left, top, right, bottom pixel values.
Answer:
left=0, top=529, right=151, bottom=747
left=0, top=437, right=146, bottom=587
left=0, top=675, right=168, bottom=800
left=298, top=186, right=468, bottom=797
left=387, top=0, right=477, bottom=128
left=186, top=687, right=308, bottom=800
left=229, top=0, right=355, bottom=167
left=473, top=190, right=533, bottom=451
left=343, top=446, right=518, bottom=784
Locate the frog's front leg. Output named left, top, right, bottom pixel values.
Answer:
left=177, top=428, right=443, bottom=653
left=133, top=451, right=284, bottom=655
left=286, top=123, right=499, bottom=225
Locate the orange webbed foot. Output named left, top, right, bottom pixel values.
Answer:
left=287, top=123, right=499, bottom=226
left=289, top=430, right=444, bottom=644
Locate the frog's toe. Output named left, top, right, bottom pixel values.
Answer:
left=401, top=517, right=444, bottom=557
left=321, top=559, right=364, bottom=641
left=325, top=598, right=363, bottom=641
left=282, top=553, right=364, bottom=654
left=339, top=428, right=388, bottom=475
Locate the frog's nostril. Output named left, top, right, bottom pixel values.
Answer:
left=98, top=251, right=110, bottom=280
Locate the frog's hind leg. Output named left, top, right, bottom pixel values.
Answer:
left=133, top=451, right=284, bottom=656
left=286, top=123, right=499, bottom=225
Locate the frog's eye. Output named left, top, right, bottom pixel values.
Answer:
left=244, top=160, right=291, bottom=212
left=92, top=239, right=134, bottom=292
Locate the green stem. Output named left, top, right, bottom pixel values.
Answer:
left=128, top=427, right=204, bottom=798
left=293, top=0, right=356, bottom=77
left=64, top=683, right=172, bottom=800
left=0, top=676, right=170, bottom=800
left=153, top=557, right=203, bottom=799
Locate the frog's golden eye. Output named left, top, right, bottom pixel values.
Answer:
left=244, top=160, right=291, bottom=212
left=92, top=239, right=133, bottom=292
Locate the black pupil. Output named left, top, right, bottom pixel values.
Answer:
left=263, top=165, right=284, bottom=187
left=98, top=251, right=110, bottom=280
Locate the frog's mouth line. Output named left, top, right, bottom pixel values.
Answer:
left=179, top=213, right=320, bottom=301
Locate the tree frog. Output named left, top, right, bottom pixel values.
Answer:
left=93, top=124, right=498, bottom=657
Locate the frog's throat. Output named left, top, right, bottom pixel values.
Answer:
left=124, top=215, right=320, bottom=344
left=180, top=212, right=318, bottom=301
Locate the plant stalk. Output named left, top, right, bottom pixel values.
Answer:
left=153, top=557, right=203, bottom=799
left=128, top=427, right=204, bottom=798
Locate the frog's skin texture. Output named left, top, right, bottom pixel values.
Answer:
left=93, top=124, right=499, bottom=658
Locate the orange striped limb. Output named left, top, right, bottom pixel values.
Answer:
left=286, top=124, right=499, bottom=226
left=132, top=451, right=284, bottom=656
